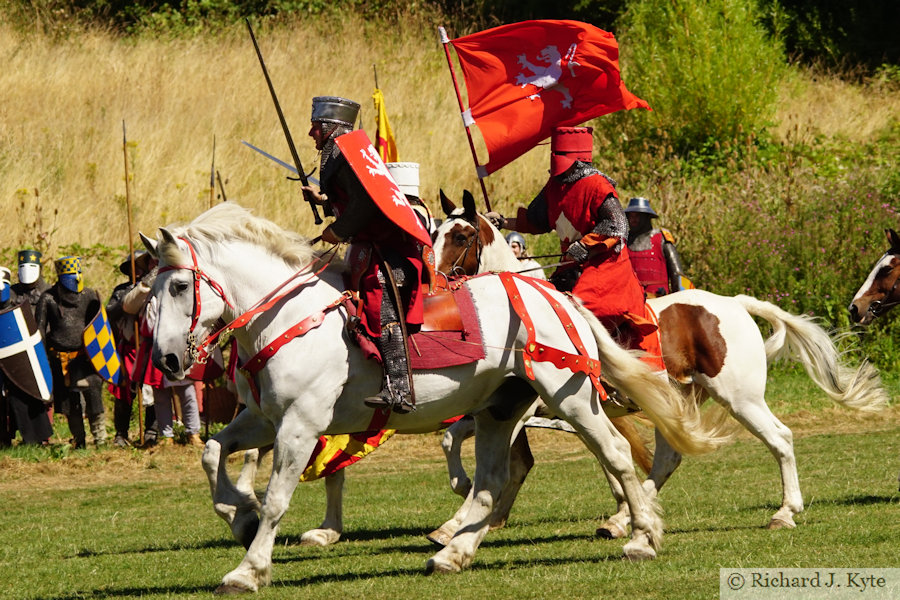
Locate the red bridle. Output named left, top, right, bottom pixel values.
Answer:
left=156, top=236, right=339, bottom=367
left=158, top=237, right=235, bottom=336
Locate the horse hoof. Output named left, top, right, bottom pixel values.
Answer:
left=300, top=529, right=341, bottom=547
left=622, top=542, right=657, bottom=561
left=425, top=557, right=461, bottom=574
left=425, top=529, right=452, bottom=547
left=596, top=523, right=628, bottom=540
left=214, top=583, right=254, bottom=595
left=766, top=517, right=796, bottom=530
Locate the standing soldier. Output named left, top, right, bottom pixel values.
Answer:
left=106, top=251, right=154, bottom=447
left=504, top=232, right=547, bottom=280
left=301, top=96, right=431, bottom=413
left=35, top=256, right=107, bottom=448
left=4, top=251, right=54, bottom=445
left=624, top=197, right=691, bottom=298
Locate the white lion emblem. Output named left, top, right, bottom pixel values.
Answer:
left=359, top=146, right=409, bottom=208
left=515, top=43, right=581, bottom=108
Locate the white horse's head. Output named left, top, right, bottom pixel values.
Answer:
left=432, top=190, right=521, bottom=277
left=849, top=228, right=900, bottom=325
left=141, top=202, right=318, bottom=379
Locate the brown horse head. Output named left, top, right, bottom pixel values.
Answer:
left=849, top=228, right=900, bottom=325
left=434, top=190, right=496, bottom=276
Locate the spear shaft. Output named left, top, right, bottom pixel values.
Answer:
left=245, top=18, right=322, bottom=224
left=122, top=121, right=144, bottom=445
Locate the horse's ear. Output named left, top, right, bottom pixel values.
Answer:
left=887, top=229, right=900, bottom=251
left=439, top=189, right=456, bottom=216
left=159, top=227, right=178, bottom=247
left=462, top=190, right=477, bottom=221
left=140, top=232, right=158, bottom=259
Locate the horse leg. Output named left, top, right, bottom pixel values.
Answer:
left=426, top=381, right=536, bottom=573
left=489, top=427, right=534, bottom=529
left=442, top=415, right=475, bottom=498
left=218, top=421, right=318, bottom=593
left=202, top=409, right=275, bottom=549
left=723, top=398, right=802, bottom=529
left=300, top=470, right=344, bottom=546
left=595, top=466, right=631, bottom=539
left=427, top=482, right=475, bottom=547
left=427, top=430, right=534, bottom=546
left=554, top=401, right=663, bottom=560
left=429, top=402, right=537, bottom=545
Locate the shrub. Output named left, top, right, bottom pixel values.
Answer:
left=595, top=0, right=787, bottom=159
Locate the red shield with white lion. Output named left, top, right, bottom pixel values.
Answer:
left=335, top=130, right=432, bottom=247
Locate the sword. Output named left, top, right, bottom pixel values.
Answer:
left=245, top=18, right=322, bottom=224
left=242, top=140, right=319, bottom=187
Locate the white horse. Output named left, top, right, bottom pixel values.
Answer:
left=142, top=202, right=727, bottom=593
left=432, top=190, right=888, bottom=539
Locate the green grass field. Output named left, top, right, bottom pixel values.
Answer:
left=1, top=369, right=898, bottom=599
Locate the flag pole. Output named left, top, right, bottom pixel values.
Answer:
left=439, top=26, right=492, bottom=213
left=122, top=121, right=144, bottom=446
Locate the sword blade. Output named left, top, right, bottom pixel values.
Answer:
left=241, top=140, right=319, bottom=186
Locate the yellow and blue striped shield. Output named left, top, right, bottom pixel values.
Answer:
left=82, top=305, right=121, bottom=385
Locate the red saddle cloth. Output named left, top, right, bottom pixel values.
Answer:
left=409, top=284, right=485, bottom=370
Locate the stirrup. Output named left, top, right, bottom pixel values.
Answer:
left=363, top=393, right=415, bottom=414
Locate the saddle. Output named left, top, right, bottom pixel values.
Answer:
left=422, top=288, right=464, bottom=332
left=346, top=282, right=485, bottom=370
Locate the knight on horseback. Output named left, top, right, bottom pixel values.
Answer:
left=302, top=96, right=428, bottom=414
left=485, top=126, right=664, bottom=370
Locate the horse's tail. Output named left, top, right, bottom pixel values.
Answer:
left=572, top=303, right=734, bottom=456
left=734, top=295, right=888, bottom=411
left=611, top=416, right=653, bottom=475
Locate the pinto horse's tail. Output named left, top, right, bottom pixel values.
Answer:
left=572, top=303, right=735, bottom=456
left=734, top=295, right=888, bottom=411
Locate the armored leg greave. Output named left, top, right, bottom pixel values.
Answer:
left=363, top=265, right=415, bottom=413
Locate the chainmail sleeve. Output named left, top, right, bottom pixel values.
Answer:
left=591, top=195, right=629, bottom=250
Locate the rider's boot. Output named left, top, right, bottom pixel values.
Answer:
left=364, top=322, right=415, bottom=414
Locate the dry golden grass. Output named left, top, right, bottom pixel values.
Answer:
left=774, top=68, right=900, bottom=144
left=2, top=16, right=898, bottom=293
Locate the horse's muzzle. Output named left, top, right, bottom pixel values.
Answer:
left=154, top=352, right=185, bottom=380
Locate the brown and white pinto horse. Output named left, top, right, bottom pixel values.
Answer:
left=432, top=190, right=888, bottom=538
left=848, top=227, right=900, bottom=490
left=849, top=229, right=900, bottom=325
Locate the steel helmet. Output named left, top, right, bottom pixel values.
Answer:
left=311, top=96, right=360, bottom=128
left=624, top=197, right=658, bottom=218
left=505, top=232, right=526, bottom=251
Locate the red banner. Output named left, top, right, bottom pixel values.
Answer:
left=450, top=20, right=650, bottom=174
left=335, top=130, right=432, bottom=247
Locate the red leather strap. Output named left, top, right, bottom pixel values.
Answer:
left=498, top=272, right=606, bottom=399
left=241, top=292, right=353, bottom=377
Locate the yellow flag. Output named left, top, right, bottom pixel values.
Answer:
left=372, top=88, right=398, bottom=162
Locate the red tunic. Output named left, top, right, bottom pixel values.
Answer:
left=629, top=231, right=670, bottom=296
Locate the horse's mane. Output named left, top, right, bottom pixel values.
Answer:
left=160, top=202, right=320, bottom=269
